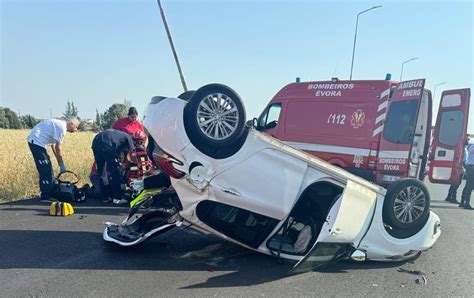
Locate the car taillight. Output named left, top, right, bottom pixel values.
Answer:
left=368, top=141, right=379, bottom=169
left=152, top=144, right=186, bottom=179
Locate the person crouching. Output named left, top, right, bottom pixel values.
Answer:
left=92, top=129, right=134, bottom=203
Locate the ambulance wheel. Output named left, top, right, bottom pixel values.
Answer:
left=184, top=83, right=247, bottom=159
left=383, top=179, right=430, bottom=234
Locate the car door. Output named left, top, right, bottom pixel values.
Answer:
left=375, top=79, right=426, bottom=185
left=290, top=180, right=377, bottom=274
left=208, top=147, right=308, bottom=221
left=428, top=89, right=470, bottom=184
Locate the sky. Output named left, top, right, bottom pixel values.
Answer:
left=1, top=0, right=473, bottom=132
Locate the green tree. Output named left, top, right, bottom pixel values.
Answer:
left=93, top=109, right=104, bottom=132
left=63, top=101, right=79, bottom=119
left=123, top=98, right=131, bottom=110
left=1, top=107, right=22, bottom=129
left=102, top=103, right=127, bottom=129
left=0, top=108, right=9, bottom=128
left=78, top=121, right=87, bottom=131
left=20, top=114, right=39, bottom=129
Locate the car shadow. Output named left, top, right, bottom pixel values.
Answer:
left=317, top=259, right=416, bottom=273
left=430, top=203, right=462, bottom=210
left=0, top=227, right=413, bottom=288
left=0, top=227, right=290, bottom=287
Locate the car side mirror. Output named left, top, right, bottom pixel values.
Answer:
left=265, top=120, right=277, bottom=130
left=246, top=118, right=257, bottom=128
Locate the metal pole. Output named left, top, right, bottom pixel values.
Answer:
left=433, top=81, right=447, bottom=100
left=349, top=14, right=359, bottom=80
left=349, top=5, right=382, bottom=80
left=399, top=57, right=418, bottom=81
left=157, top=0, right=188, bottom=92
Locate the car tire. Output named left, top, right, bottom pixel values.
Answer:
left=184, top=83, right=247, bottom=159
left=177, top=90, right=195, bottom=101
left=382, top=179, right=430, bottom=233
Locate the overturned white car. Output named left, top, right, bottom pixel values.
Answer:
left=104, top=84, right=441, bottom=273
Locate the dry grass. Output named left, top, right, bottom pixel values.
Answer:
left=0, top=129, right=95, bottom=202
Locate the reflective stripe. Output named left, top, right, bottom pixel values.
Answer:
left=377, top=100, right=389, bottom=112
left=432, top=167, right=452, bottom=180
left=284, top=142, right=370, bottom=157
left=372, top=125, right=384, bottom=137
left=378, top=150, right=410, bottom=159
left=380, top=88, right=391, bottom=99
left=375, top=113, right=386, bottom=124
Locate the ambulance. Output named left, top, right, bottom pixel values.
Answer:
left=254, top=78, right=470, bottom=186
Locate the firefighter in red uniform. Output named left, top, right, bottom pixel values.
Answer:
left=112, top=107, right=144, bottom=135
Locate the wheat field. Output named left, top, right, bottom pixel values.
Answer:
left=0, top=129, right=96, bottom=202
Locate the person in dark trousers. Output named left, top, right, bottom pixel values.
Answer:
left=445, top=175, right=463, bottom=204
left=459, top=141, right=474, bottom=209
left=445, top=139, right=466, bottom=203
left=27, top=117, right=80, bottom=202
left=92, top=129, right=135, bottom=203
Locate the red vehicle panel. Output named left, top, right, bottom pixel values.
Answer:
left=257, top=78, right=470, bottom=186
left=429, top=89, right=470, bottom=184
left=258, top=79, right=394, bottom=181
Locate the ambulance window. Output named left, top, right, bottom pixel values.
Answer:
left=383, top=100, right=419, bottom=144
left=438, top=111, right=464, bottom=147
left=259, top=103, right=282, bottom=129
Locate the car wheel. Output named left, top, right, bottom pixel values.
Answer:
left=184, top=83, right=247, bottom=159
left=382, top=179, right=430, bottom=233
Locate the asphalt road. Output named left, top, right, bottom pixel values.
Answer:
left=1, top=181, right=473, bottom=297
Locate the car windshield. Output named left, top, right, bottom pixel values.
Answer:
left=383, top=100, right=419, bottom=144
left=258, top=103, right=281, bottom=130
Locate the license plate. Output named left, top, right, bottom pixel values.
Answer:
left=381, top=175, right=401, bottom=183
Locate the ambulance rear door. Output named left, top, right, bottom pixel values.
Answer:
left=376, top=79, right=426, bottom=185
left=428, top=89, right=470, bottom=184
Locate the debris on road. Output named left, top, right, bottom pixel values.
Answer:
left=397, top=267, right=427, bottom=285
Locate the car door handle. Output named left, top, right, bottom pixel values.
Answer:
left=221, top=187, right=241, bottom=196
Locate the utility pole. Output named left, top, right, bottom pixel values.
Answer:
left=50, top=108, right=53, bottom=119
left=350, top=5, right=382, bottom=80
left=400, top=57, right=418, bottom=81
left=156, top=0, right=188, bottom=92
left=433, top=82, right=447, bottom=100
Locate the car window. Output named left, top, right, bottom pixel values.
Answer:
left=383, top=100, right=419, bottom=144
left=290, top=243, right=350, bottom=274
left=438, top=110, right=464, bottom=147
left=258, top=103, right=282, bottom=129
left=196, top=201, right=279, bottom=248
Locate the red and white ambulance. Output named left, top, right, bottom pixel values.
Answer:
left=255, top=78, right=470, bottom=186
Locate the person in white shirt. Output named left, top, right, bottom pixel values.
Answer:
left=27, top=117, right=80, bottom=202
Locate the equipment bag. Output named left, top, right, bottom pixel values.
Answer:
left=52, top=171, right=89, bottom=202
left=49, top=202, right=74, bottom=216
